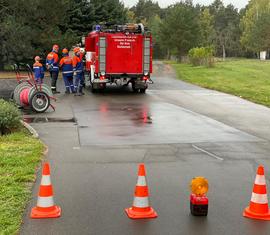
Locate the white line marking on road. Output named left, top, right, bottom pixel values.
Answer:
left=192, top=144, right=224, bottom=161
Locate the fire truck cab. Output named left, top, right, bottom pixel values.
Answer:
left=84, top=23, right=152, bottom=93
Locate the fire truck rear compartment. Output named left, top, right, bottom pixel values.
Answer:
left=85, top=24, right=152, bottom=92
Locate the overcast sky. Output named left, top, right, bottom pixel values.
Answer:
left=123, top=0, right=249, bottom=9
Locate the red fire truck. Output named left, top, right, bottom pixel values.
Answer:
left=84, top=23, right=153, bottom=93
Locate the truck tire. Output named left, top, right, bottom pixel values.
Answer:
left=132, top=88, right=139, bottom=93
left=140, top=88, right=146, bottom=93
left=91, top=86, right=97, bottom=93
left=132, top=82, right=139, bottom=93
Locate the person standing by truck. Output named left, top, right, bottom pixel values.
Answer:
left=72, top=47, right=84, bottom=96
left=59, top=48, right=75, bottom=94
left=79, top=48, right=86, bottom=88
left=46, top=44, right=60, bottom=93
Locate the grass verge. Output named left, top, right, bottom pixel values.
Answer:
left=170, top=59, right=270, bottom=107
left=0, top=131, right=44, bottom=234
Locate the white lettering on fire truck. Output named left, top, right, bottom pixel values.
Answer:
left=113, top=37, right=136, bottom=49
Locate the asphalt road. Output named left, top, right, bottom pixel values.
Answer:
left=6, top=61, right=270, bottom=235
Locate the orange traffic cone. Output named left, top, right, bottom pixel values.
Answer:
left=30, top=162, right=61, bottom=219
left=243, top=165, right=270, bottom=220
left=125, top=163, right=158, bottom=219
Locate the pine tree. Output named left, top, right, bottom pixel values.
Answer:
left=160, top=2, right=200, bottom=59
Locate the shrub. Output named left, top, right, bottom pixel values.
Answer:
left=0, top=99, right=21, bottom=135
left=188, top=47, right=215, bottom=67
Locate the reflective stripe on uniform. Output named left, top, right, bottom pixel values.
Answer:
left=62, top=71, right=73, bottom=74
left=41, top=175, right=51, bottom=186
left=251, top=192, right=268, bottom=204
left=133, top=196, right=149, bottom=208
left=255, top=175, right=266, bottom=185
left=37, top=196, right=54, bottom=207
left=33, top=67, right=40, bottom=69
left=136, top=176, right=147, bottom=186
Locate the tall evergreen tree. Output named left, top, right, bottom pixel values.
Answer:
left=0, top=0, right=128, bottom=68
left=130, top=0, right=161, bottom=23
left=160, top=2, right=200, bottom=59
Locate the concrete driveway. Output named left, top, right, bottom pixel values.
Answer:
left=15, top=61, right=270, bottom=235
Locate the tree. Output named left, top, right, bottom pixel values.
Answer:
left=0, top=0, right=128, bottom=69
left=160, top=2, right=200, bottom=59
left=130, top=0, right=161, bottom=23
left=241, top=0, right=270, bottom=53
left=0, top=0, right=78, bottom=68
left=67, top=0, right=127, bottom=35
left=148, top=15, right=165, bottom=58
left=90, top=0, right=127, bottom=26
left=210, top=1, right=242, bottom=58
left=66, top=0, right=95, bottom=37
left=199, top=8, right=215, bottom=47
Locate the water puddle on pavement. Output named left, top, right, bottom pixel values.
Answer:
left=23, top=117, right=76, bottom=123
left=98, top=103, right=153, bottom=125
left=75, top=102, right=260, bottom=146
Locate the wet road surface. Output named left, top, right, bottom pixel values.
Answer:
left=4, top=61, right=270, bottom=234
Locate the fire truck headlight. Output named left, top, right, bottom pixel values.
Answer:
left=144, top=72, right=149, bottom=76
left=101, top=72, right=105, bottom=76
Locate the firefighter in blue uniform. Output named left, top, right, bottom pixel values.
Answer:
left=59, top=48, right=75, bottom=94
left=33, top=56, right=44, bottom=84
left=46, top=44, right=60, bottom=93
left=72, top=47, right=84, bottom=96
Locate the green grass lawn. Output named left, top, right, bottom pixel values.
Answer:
left=0, top=131, right=43, bottom=234
left=171, top=59, right=270, bottom=107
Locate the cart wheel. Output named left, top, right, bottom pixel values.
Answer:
left=10, top=91, right=14, bottom=101
left=29, top=91, right=50, bottom=113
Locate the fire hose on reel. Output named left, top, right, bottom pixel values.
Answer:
left=12, top=64, right=56, bottom=113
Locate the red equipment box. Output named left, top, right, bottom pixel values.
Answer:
left=190, top=194, right=208, bottom=216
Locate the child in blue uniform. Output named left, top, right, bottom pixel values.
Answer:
left=33, top=56, right=44, bottom=84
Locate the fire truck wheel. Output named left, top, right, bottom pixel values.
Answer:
left=140, top=88, right=146, bottom=93
left=91, top=86, right=97, bottom=93
left=131, top=82, right=139, bottom=93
